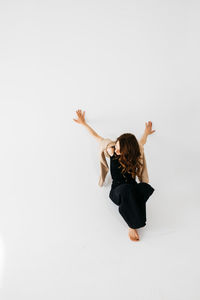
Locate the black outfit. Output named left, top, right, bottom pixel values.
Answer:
left=109, top=153, right=155, bottom=229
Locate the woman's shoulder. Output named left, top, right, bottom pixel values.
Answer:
left=99, top=138, right=116, bottom=158
left=107, top=146, right=115, bottom=157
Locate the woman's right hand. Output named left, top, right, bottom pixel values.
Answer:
left=145, top=121, right=156, bottom=135
left=73, top=109, right=86, bottom=125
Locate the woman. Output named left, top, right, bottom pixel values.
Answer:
left=73, top=109, right=156, bottom=242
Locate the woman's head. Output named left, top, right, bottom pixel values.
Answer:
left=114, top=133, right=139, bottom=156
left=114, top=133, right=143, bottom=180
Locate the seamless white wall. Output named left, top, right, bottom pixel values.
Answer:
left=0, top=0, right=199, bottom=299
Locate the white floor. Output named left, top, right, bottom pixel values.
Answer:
left=0, top=0, right=199, bottom=298
left=0, top=177, right=199, bottom=300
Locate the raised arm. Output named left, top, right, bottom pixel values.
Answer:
left=73, top=109, right=103, bottom=142
left=139, top=121, right=156, bottom=146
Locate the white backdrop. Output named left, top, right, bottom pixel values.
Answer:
left=0, top=0, right=200, bottom=299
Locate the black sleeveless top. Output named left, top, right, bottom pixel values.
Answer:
left=110, top=153, right=137, bottom=189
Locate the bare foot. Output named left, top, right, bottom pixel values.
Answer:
left=128, top=228, right=140, bottom=241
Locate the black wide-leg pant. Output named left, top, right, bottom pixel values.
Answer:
left=109, top=182, right=155, bottom=229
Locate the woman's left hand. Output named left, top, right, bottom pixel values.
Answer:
left=145, top=121, right=156, bottom=135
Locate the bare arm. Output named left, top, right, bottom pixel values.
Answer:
left=82, top=123, right=103, bottom=142
left=140, top=131, right=148, bottom=146
left=73, top=109, right=103, bottom=142
left=139, top=121, right=156, bottom=145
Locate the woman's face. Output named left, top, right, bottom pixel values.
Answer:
left=115, top=141, right=121, bottom=155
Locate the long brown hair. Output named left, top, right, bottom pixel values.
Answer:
left=113, top=133, right=143, bottom=181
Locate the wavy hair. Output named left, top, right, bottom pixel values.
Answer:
left=113, top=133, right=143, bottom=181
